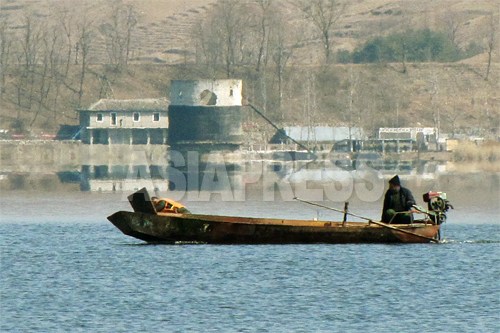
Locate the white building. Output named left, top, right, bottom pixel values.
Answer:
left=169, top=79, right=242, bottom=106
left=378, top=127, right=437, bottom=142
left=78, top=98, right=169, bottom=144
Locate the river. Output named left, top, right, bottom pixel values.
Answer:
left=0, top=169, right=498, bottom=332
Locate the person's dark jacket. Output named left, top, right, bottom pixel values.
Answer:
left=381, top=187, right=416, bottom=222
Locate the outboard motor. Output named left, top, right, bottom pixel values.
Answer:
left=423, top=191, right=453, bottom=224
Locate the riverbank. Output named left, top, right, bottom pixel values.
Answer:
left=1, top=140, right=498, bottom=172
left=1, top=140, right=498, bottom=193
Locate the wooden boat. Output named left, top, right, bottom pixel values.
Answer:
left=108, top=188, right=451, bottom=244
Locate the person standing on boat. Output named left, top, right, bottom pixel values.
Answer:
left=381, top=175, right=416, bottom=224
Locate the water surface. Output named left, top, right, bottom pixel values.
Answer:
left=1, top=189, right=498, bottom=332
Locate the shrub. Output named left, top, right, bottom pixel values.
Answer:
left=349, top=29, right=466, bottom=64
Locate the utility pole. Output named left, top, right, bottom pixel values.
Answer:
left=348, top=66, right=355, bottom=152
left=430, top=72, right=441, bottom=151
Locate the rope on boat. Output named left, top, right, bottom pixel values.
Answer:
left=245, top=102, right=317, bottom=158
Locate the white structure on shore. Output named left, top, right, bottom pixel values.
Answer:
left=379, top=127, right=436, bottom=141
left=77, top=98, right=169, bottom=145
left=169, top=79, right=242, bottom=106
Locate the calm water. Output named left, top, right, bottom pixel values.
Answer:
left=1, top=191, right=499, bottom=332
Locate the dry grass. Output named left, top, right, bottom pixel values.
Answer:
left=447, top=141, right=500, bottom=172
left=2, top=0, right=498, bottom=64
left=446, top=160, right=500, bottom=173
left=453, top=141, right=500, bottom=163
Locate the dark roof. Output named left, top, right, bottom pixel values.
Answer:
left=80, top=98, right=169, bottom=112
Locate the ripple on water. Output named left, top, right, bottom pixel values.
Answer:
left=0, top=222, right=499, bottom=332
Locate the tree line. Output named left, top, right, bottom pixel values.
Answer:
left=0, top=0, right=496, bottom=134
left=188, top=0, right=496, bottom=133
left=0, top=0, right=137, bottom=132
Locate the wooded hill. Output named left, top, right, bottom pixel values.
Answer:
left=0, top=0, right=498, bottom=139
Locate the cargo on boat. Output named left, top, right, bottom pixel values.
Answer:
left=108, top=188, right=452, bottom=244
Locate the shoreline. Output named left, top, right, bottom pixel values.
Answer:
left=1, top=140, right=498, bottom=172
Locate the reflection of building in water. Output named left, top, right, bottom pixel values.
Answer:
left=78, top=163, right=244, bottom=193
left=328, top=128, right=439, bottom=154
left=77, top=98, right=169, bottom=145
left=80, top=164, right=169, bottom=192
left=82, top=178, right=170, bottom=192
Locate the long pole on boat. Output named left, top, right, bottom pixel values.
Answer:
left=293, top=197, right=439, bottom=243
left=293, top=197, right=370, bottom=221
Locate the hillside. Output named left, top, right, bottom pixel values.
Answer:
left=0, top=0, right=498, bottom=138
left=3, top=0, right=494, bottom=64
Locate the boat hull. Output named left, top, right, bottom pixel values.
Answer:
left=107, top=211, right=440, bottom=244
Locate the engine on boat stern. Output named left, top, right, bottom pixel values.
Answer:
left=423, top=191, right=454, bottom=225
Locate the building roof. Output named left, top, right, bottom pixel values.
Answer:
left=81, top=98, right=169, bottom=112
left=277, top=126, right=365, bottom=143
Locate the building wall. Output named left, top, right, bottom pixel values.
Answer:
left=170, top=80, right=242, bottom=106
left=79, top=112, right=90, bottom=129
left=168, top=106, right=243, bottom=145
left=81, top=128, right=168, bottom=145
left=281, top=126, right=365, bottom=143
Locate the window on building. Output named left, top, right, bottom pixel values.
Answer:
left=96, top=113, right=103, bottom=122
left=110, top=113, right=117, bottom=126
left=133, top=112, right=140, bottom=122
left=153, top=112, right=160, bottom=122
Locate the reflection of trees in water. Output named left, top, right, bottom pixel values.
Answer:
left=3, top=173, right=80, bottom=191
left=10, top=174, right=26, bottom=190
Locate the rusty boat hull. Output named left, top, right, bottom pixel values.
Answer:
left=107, top=211, right=441, bottom=244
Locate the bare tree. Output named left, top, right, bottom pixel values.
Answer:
left=442, top=12, right=463, bottom=48
left=485, top=13, right=497, bottom=81
left=0, top=19, right=12, bottom=96
left=30, top=27, right=52, bottom=128
left=269, top=15, right=293, bottom=117
left=16, top=13, right=43, bottom=113
left=443, top=98, right=462, bottom=139
left=219, top=0, right=243, bottom=77
left=76, top=14, right=94, bottom=107
left=49, top=22, right=67, bottom=115
left=56, top=5, right=76, bottom=77
left=254, top=0, right=273, bottom=72
left=429, top=72, right=441, bottom=145
left=99, top=0, right=137, bottom=70
left=302, top=71, right=318, bottom=133
left=124, top=4, right=137, bottom=65
left=295, top=0, right=345, bottom=63
left=194, top=0, right=250, bottom=77
left=30, top=23, right=67, bottom=127
left=346, top=66, right=361, bottom=149
left=193, top=20, right=221, bottom=75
